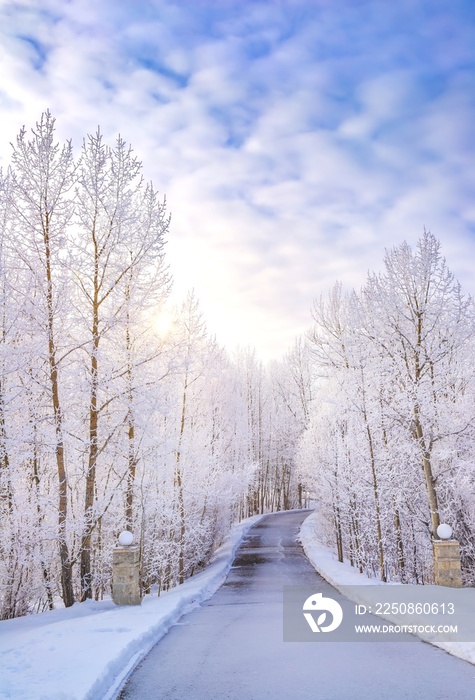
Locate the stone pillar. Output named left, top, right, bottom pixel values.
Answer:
left=112, top=546, right=142, bottom=605
left=433, top=540, right=463, bottom=588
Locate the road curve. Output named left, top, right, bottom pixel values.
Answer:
left=119, top=510, right=475, bottom=700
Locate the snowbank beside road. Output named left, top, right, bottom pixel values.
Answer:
left=2, top=509, right=473, bottom=700
left=299, top=510, right=475, bottom=666
left=0, top=514, right=264, bottom=700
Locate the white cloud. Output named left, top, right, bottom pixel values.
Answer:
left=1, top=0, right=475, bottom=360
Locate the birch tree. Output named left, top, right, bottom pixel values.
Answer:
left=362, top=232, right=475, bottom=537
left=74, top=129, right=170, bottom=599
left=9, top=112, right=76, bottom=607
left=299, top=233, right=475, bottom=583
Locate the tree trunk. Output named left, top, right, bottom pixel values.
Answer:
left=125, top=279, right=137, bottom=528
left=81, top=240, right=100, bottom=600
left=413, top=408, right=440, bottom=536
left=365, top=419, right=386, bottom=582
left=176, top=375, right=188, bottom=584
left=44, top=213, right=74, bottom=607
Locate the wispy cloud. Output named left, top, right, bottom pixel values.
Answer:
left=1, top=0, right=475, bottom=359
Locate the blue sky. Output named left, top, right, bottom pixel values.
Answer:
left=1, top=0, right=475, bottom=359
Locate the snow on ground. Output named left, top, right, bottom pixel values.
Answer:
left=299, top=510, right=475, bottom=667
left=0, top=515, right=264, bottom=700
left=1, top=509, right=474, bottom=700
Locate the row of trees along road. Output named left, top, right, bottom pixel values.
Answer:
left=0, top=113, right=306, bottom=619
left=297, top=232, right=475, bottom=585
left=1, top=113, right=473, bottom=618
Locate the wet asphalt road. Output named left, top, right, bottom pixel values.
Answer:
left=119, top=510, right=475, bottom=699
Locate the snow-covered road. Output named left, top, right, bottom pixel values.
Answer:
left=119, top=510, right=475, bottom=699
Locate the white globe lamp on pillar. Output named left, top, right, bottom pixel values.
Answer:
left=118, top=530, right=134, bottom=547
left=436, top=523, right=453, bottom=540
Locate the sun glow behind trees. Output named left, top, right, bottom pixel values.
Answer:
left=0, top=113, right=304, bottom=618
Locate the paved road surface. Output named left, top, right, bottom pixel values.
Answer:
left=119, top=511, right=475, bottom=699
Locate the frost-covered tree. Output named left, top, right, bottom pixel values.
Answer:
left=138, top=294, right=257, bottom=592
left=8, top=112, right=76, bottom=607
left=73, top=129, right=170, bottom=599
left=0, top=112, right=276, bottom=617
left=361, top=232, right=475, bottom=537
left=299, top=234, right=475, bottom=584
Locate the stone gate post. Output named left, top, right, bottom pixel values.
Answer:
left=433, top=523, right=462, bottom=588
left=112, top=531, right=142, bottom=605
left=433, top=540, right=463, bottom=588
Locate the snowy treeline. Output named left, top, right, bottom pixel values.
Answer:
left=297, top=232, right=475, bottom=585
left=0, top=113, right=304, bottom=618
left=2, top=113, right=473, bottom=620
